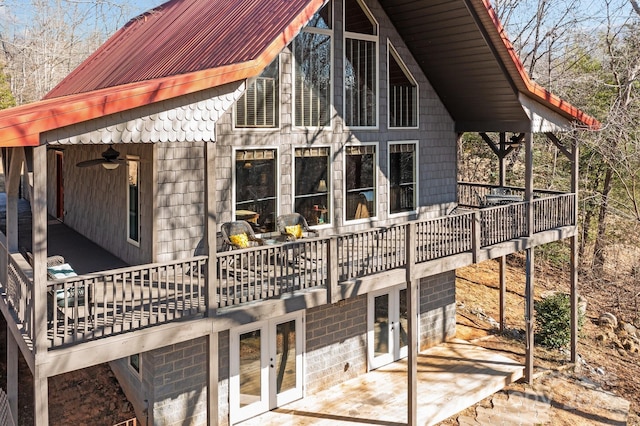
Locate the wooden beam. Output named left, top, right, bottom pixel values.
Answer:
left=32, top=145, right=48, bottom=356
left=207, top=332, right=219, bottom=425
left=33, top=364, right=48, bottom=426
left=480, top=132, right=501, bottom=157
left=204, top=142, right=218, bottom=317
left=6, top=148, right=24, bottom=252
left=405, top=223, right=418, bottom=426
left=570, top=137, right=579, bottom=362
left=7, top=327, right=18, bottom=422
left=524, top=248, right=535, bottom=383
left=327, top=237, right=340, bottom=304
left=498, top=133, right=506, bottom=186
left=499, top=256, right=506, bottom=332
left=545, top=132, right=572, bottom=160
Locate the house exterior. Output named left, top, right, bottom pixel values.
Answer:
left=0, top=0, right=598, bottom=425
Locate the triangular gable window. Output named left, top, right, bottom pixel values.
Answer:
left=388, top=44, right=417, bottom=128
left=236, top=59, right=279, bottom=128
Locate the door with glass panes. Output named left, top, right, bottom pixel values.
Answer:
left=368, top=285, right=408, bottom=369
left=229, top=311, right=304, bottom=424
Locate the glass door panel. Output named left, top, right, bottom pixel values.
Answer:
left=272, top=314, right=303, bottom=407
left=231, top=312, right=304, bottom=423
left=239, top=330, right=263, bottom=407
left=368, top=285, right=409, bottom=370
left=398, top=288, right=408, bottom=358
left=231, top=324, right=269, bottom=424
left=275, top=320, right=296, bottom=393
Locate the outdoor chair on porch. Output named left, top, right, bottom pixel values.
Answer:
left=221, top=220, right=265, bottom=250
left=22, top=250, right=90, bottom=326
left=276, top=213, right=319, bottom=241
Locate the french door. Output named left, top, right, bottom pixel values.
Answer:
left=368, top=285, right=408, bottom=369
left=229, top=311, right=304, bottom=424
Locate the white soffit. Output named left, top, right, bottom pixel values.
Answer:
left=519, top=93, right=574, bottom=133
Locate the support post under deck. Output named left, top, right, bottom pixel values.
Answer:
left=406, top=223, right=417, bottom=426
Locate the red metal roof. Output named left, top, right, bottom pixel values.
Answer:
left=47, top=0, right=316, bottom=98
left=0, top=0, right=324, bottom=147
left=0, top=0, right=598, bottom=148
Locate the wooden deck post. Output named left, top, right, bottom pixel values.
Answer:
left=33, top=145, right=48, bottom=354
left=7, top=326, right=18, bottom=422
left=524, top=132, right=535, bottom=383
left=471, top=210, right=481, bottom=263
left=570, top=137, right=579, bottom=362
left=32, top=145, right=49, bottom=425
left=524, top=248, right=535, bottom=383
left=6, top=148, right=23, bottom=253
left=326, top=237, right=339, bottom=304
left=204, top=142, right=218, bottom=317
left=405, top=223, right=417, bottom=426
left=207, top=332, right=219, bottom=425
left=499, top=256, right=506, bottom=332
left=33, top=364, right=48, bottom=426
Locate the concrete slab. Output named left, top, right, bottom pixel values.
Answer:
left=239, top=339, right=523, bottom=425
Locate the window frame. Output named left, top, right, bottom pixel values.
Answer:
left=293, top=146, right=332, bottom=228
left=128, top=353, right=142, bottom=379
left=343, top=142, right=379, bottom=223
left=343, top=0, right=379, bottom=130
left=127, top=156, right=140, bottom=247
left=387, top=141, right=419, bottom=217
left=232, top=147, right=280, bottom=230
left=233, top=56, right=282, bottom=131
left=387, top=41, right=419, bottom=129
left=292, top=2, right=334, bottom=130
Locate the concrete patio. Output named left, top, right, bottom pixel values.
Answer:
left=239, top=339, right=524, bottom=426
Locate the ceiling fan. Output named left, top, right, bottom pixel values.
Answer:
left=76, top=145, right=126, bottom=169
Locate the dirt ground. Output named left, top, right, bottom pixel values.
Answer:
left=442, top=257, right=640, bottom=426
left=0, top=319, right=137, bottom=426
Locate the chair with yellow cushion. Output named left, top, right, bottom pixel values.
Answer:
left=276, top=213, right=319, bottom=241
left=221, top=221, right=265, bottom=250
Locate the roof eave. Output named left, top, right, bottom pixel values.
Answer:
left=0, top=0, right=324, bottom=148
left=473, top=0, right=601, bottom=130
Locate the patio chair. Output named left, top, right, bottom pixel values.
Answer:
left=221, top=220, right=265, bottom=250
left=276, top=213, right=319, bottom=241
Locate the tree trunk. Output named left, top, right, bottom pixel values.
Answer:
left=593, top=166, right=613, bottom=272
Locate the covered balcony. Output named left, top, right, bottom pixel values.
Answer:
left=0, top=182, right=576, bottom=353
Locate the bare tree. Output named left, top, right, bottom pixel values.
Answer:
left=0, top=0, right=145, bottom=104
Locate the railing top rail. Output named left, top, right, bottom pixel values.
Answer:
left=46, top=255, right=208, bottom=285
left=458, top=182, right=568, bottom=196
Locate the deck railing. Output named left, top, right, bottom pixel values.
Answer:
left=47, top=257, right=207, bottom=347
left=533, top=193, right=576, bottom=233
left=216, top=238, right=327, bottom=307
left=457, top=182, right=566, bottom=208
left=7, top=253, right=34, bottom=342
left=416, top=213, right=474, bottom=262
left=337, top=225, right=407, bottom=280
left=1, top=184, right=577, bottom=349
left=479, top=202, right=529, bottom=246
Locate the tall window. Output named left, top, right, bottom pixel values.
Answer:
left=389, top=142, right=417, bottom=214
left=295, top=147, right=330, bottom=226
left=344, top=0, right=378, bottom=127
left=127, top=157, right=140, bottom=245
left=388, top=45, right=417, bottom=128
left=235, top=149, right=278, bottom=231
left=345, top=144, right=376, bottom=220
left=236, top=59, right=280, bottom=128
left=294, top=2, right=332, bottom=127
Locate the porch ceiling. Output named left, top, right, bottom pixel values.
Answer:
left=378, top=0, right=601, bottom=133
left=379, top=0, right=530, bottom=133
